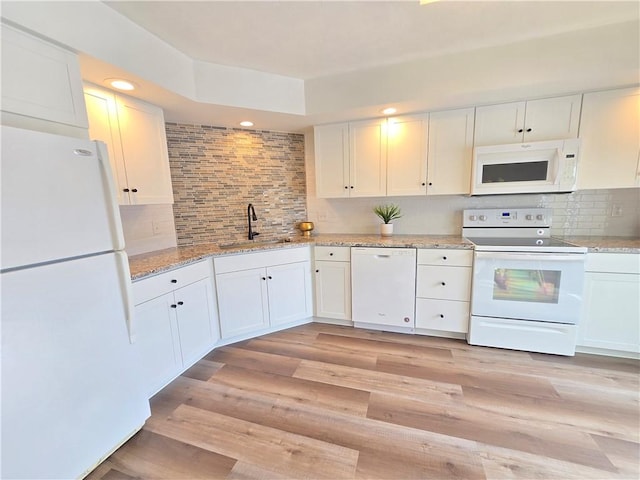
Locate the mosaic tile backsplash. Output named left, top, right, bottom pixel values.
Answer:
left=166, top=124, right=307, bottom=246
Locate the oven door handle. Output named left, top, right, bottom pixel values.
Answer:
left=474, top=252, right=585, bottom=262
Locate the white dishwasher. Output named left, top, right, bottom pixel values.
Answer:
left=351, top=247, right=417, bottom=333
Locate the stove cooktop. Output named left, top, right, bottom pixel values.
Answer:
left=465, top=236, right=587, bottom=253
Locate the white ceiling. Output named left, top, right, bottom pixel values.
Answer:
left=104, top=0, right=638, bottom=80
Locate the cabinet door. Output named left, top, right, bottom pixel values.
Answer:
left=577, top=87, right=640, bottom=190
left=578, top=272, right=640, bottom=353
left=523, top=94, right=581, bottom=142
left=386, top=114, right=428, bottom=196
left=116, top=95, right=174, bottom=204
left=84, top=86, right=130, bottom=205
left=134, top=294, right=181, bottom=397
left=267, top=262, right=312, bottom=326
left=474, top=101, right=525, bottom=146
left=314, top=123, right=350, bottom=198
left=174, top=278, right=218, bottom=368
left=349, top=118, right=387, bottom=197
left=1, top=24, right=88, bottom=129
left=314, top=260, right=351, bottom=320
left=216, top=268, right=269, bottom=339
left=427, top=108, right=475, bottom=195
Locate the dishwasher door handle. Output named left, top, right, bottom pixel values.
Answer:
left=375, top=254, right=391, bottom=259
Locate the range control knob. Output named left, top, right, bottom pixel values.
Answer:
left=536, top=214, right=545, bottom=221
left=469, top=215, right=477, bottom=221
left=479, top=215, right=487, bottom=221
left=525, top=214, right=534, bottom=220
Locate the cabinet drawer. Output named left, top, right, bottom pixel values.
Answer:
left=416, top=265, right=471, bottom=301
left=214, top=246, right=310, bottom=274
left=585, top=253, right=640, bottom=274
left=315, top=246, right=350, bottom=262
left=416, top=298, right=470, bottom=333
left=417, top=249, right=472, bottom=266
left=133, top=259, right=212, bottom=305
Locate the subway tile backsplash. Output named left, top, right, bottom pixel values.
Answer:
left=166, top=123, right=307, bottom=246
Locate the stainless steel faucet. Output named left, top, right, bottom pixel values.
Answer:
left=247, top=203, right=260, bottom=240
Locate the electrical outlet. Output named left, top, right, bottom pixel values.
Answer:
left=611, top=205, right=623, bottom=217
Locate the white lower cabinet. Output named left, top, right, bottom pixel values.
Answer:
left=577, top=253, right=640, bottom=357
left=132, top=260, right=218, bottom=397
left=313, top=246, right=352, bottom=321
left=415, top=249, right=473, bottom=335
left=214, top=247, right=313, bottom=340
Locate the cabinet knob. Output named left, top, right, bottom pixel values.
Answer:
left=170, top=304, right=177, bottom=308
left=177, top=301, right=184, bottom=306
left=526, top=128, right=532, bottom=133
left=428, top=182, right=433, bottom=186
left=404, top=317, right=411, bottom=323
left=329, top=252, right=334, bottom=256
left=344, top=186, right=348, bottom=189
left=422, top=182, right=426, bottom=186
left=262, top=277, right=266, bottom=280
left=441, top=282, right=446, bottom=286
left=123, top=188, right=130, bottom=192
left=517, top=129, right=524, bottom=133
left=171, top=279, right=177, bottom=284
left=315, top=269, right=319, bottom=273
left=440, top=314, right=444, bottom=318
left=442, top=256, right=447, bottom=260
left=268, top=275, right=273, bottom=280
left=131, top=188, right=138, bottom=193
left=350, top=186, right=354, bottom=189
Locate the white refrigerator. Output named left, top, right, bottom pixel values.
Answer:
left=1, top=125, right=150, bottom=479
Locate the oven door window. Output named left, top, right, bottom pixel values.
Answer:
left=493, top=268, right=561, bottom=304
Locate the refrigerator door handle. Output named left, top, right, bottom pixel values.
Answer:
left=95, top=140, right=126, bottom=251
left=115, top=251, right=136, bottom=343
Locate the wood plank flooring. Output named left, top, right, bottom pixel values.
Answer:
left=87, top=323, right=640, bottom=479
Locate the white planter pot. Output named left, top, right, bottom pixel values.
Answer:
left=380, top=223, right=394, bottom=236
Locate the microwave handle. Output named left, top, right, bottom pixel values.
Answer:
left=475, top=251, right=585, bottom=262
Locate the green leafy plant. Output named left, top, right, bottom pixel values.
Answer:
left=373, top=204, right=402, bottom=224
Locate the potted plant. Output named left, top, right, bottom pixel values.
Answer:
left=373, top=204, right=402, bottom=236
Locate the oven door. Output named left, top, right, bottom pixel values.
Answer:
left=471, top=251, right=585, bottom=324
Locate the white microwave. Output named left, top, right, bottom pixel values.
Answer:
left=470, top=139, right=580, bottom=195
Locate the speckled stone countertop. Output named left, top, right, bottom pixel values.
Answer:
left=128, top=234, right=472, bottom=280
left=129, top=234, right=639, bottom=280
left=559, top=236, right=640, bottom=254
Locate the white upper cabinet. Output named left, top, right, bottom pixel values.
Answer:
left=426, top=108, right=475, bottom=195
left=84, top=84, right=174, bottom=205
left=577, top=87, right=640, bottom=190
left=387, top=114, right=428, bottom=196
left=1, top=23, right=88, bottom=134
left=349, top=118, right=387, bottom=197
left=474, top=94, right=581, bottom=146
left=313, top=123, right=350, bottom=198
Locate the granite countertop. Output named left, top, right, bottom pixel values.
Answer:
left=128, top=234, right=472, bottom=280
left=559, top=236, right=640, bottom=254
left=128, top=233, right=639, bottom=281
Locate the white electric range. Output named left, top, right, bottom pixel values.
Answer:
left=463, top=208, right=587, bottom=356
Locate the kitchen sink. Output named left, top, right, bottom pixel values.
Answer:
left=218, top=238, right=293, bottom=249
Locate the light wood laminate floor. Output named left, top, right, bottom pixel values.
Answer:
left=87, top=323, right=639, bottom=479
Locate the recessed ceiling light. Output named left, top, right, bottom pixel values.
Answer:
left=239, top=121, right=254, bottom=127
left=381, top=107, right=397, bottom=115
left=106, top=78, right=136, bottom=91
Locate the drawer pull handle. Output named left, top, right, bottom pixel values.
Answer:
left=177, top=301, right=184, bottom=306
left=171, top=279, right=178, bottom=284
left=170, top=304, right=177, bottom=308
